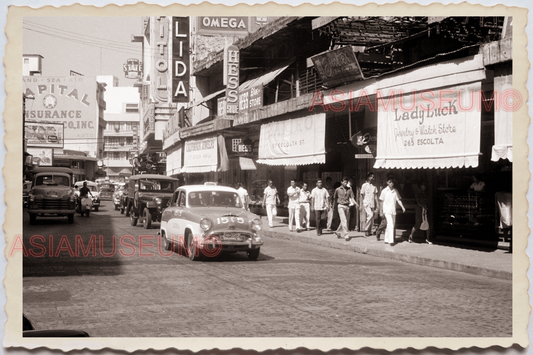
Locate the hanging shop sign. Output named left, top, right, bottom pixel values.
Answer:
left=374, top=82, right=482, bottom=169
left=224, top=45, right=239, bottom=115
left=239, top=84, right=263, bottom=113
left=257, top=113, right=326, bottom=166
left=143, top=104, right=155, bottom=140
left=311, top=46, right=364, bottom=88
left=182, top=137, right=218, bottom=173
left=123, top=58, right=143, bottom=80
left=172, top=17, right=190, bottom=103
left=218, top=97, right=226, bottom=117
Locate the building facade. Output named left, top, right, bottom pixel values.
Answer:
left=97, top=75, right=141, bottom=182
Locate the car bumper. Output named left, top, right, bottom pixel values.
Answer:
left=28, top=209, right=76, bottom=215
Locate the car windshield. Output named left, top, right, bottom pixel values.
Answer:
left=75, top=184, right=97, bottom=191
left=100, top=184, right=115, bottom=191
left=36, top=175, right=70, bottom=186
left=138, top=179, right=178, bottom=192
left=188, top=191, right=243, bottom=208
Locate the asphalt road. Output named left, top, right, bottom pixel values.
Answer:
left=22, top=201, right=512, bottom=337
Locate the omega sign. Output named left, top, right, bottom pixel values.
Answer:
left=225, top=45, right=239, bottom=115
left=172, top=17, right=190, bottom=103
left=197, top=17, right=250, bottom=36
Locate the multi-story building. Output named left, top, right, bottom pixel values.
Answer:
left=97, top=75, right=140, bottom=182
left=23, top=54, right=106, bottom=181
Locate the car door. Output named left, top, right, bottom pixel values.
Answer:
left=162, top=190, right=185, bottom=238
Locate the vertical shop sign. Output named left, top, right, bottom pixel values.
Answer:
left=172, top=17, right=190, bottom=103
left=225, top=45, right=239, bottom=115
left=152, top=17, right=169, bottom=101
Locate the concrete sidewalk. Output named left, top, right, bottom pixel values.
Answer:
left=260, top=216, right=512, bottom=280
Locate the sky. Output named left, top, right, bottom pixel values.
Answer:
left=23, top=17, right=143, bottom=85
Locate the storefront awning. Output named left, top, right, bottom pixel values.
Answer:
left=374, top=82, right=482, bottom=169
left=194, top=63, right=293, bottom=108
left=491, top=74, right=513, bottom=163
left=239, top=157, right=256, bottom=170
left=257, top=113, right=326, bottom=166
left=239, top=63, right=292, bottom=92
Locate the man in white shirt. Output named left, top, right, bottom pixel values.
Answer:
left=297, top=183, right=311, bottom=232
left=311, top=179, right=329, bottom=236
left=379, top=178, right=405, bottom=245
left=262, top=180, right=279, bottom=228
left=360, top=172, right=378, bottom=236
left=286, top=180, right=301, bottom=232
left=236, top=182, right=249, bottom=211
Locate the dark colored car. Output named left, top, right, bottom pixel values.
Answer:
left=99, top=182, right=116, bottom=201
left=27, top=167, right=77, bottom=224
left=124, top=174, right=180, bottom=229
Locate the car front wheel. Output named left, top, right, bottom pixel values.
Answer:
left=161, top=232, right=171, bottom=251
left=67, top=214, right=74, bottom=224
left=143, top=208, right=152, bottom=229
left=247, top=248, right=260, bottom=261
left=29, top=213, right=36, bottom=225
left=187, top=231, right=201, bottom=261
left=94, top=206, right=99, bottom=212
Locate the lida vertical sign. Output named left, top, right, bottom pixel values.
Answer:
left=172, top=17, right=190, bottom=103
left=224, top=45, right=239, bottom=115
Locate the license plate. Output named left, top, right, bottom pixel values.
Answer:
left=224, top=233, right=243, bottom=241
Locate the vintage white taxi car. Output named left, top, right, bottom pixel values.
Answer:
left=159, top=184, right=263, bottom=261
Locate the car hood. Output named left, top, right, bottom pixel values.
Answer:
left=31, top=186, right=74, bottom=196
left=192, top=207, right=259, bottom=222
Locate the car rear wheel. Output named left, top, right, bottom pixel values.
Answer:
left=120, top=206, right=124, bottom=214
left=143, top=208, right=152, bottom=229
left=67, top=214, right=74, bottom=224
left=247, top=248, right=260, bottom=261
left=29, top=213, right=36, bottom=225
left=187, top=231, right=201, bottom=261
left=130, top=213, right=138, bottom=226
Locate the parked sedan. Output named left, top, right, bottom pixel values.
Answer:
left=159, top=184, right=263, bottom=261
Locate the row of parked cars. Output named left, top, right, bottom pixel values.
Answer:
left=112, top=174, right=264, bottom=260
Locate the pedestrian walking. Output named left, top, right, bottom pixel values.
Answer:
left=286, top=180, right=301, bottom=232
left=297, top=182, right=312, bottom=232
left=310, top=179, right=329, bottom=236
left=408, top=181, right=432, bottom=244
left=324, top=177, right=335, bottom=231
left=360, top=172, right=378, bottom=236
left=262, top=180, right=280, bottom=228
left=334, top=177, right=357, bottom=241
left=379, top=178, right=406, bottom=245
left=236, top=182, right=250, bottom=211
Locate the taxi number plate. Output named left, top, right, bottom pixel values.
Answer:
left=224, top=233, right=243, bottom=241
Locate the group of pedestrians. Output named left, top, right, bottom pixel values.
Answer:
left=260, top=174, right=431, bottom=246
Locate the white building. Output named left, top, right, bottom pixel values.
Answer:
left=97, top=75, right=140, bottom=182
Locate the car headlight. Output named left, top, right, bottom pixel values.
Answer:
left=69, top=195, right=75, bottom=202
left=29, top=195, right=35, bottom=202
left=155, top=197, right=162, bottom=205
left=251, top=218, right=262, bottom=231
left=200, top=218, right=212, bottom=231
